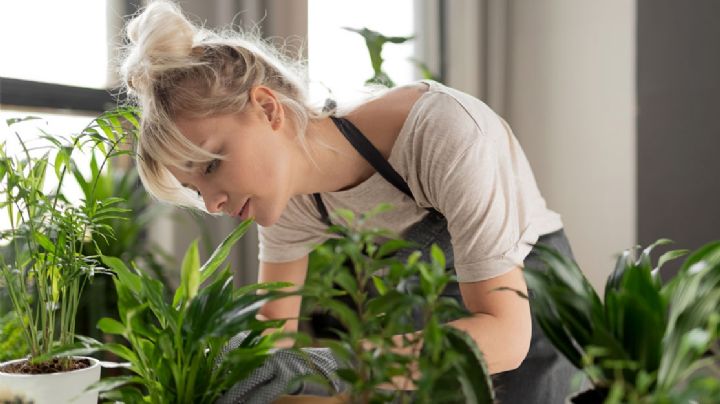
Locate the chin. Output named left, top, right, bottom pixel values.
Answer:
left=254, top=199, right=289, bottom=227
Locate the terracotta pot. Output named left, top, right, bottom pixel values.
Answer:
left=0, top=356, right=101, bottom=404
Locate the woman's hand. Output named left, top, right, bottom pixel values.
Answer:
left=216, top=345, right=348, bottom=404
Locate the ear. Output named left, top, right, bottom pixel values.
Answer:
left=249, top=85, right=284, bottom=130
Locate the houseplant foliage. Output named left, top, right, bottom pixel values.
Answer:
left=0, top=108, right=138, bottom=370
left=73, top=156, right=172, bottom=342
left=519, top=238, right=720, bottom=403
left=343, top=27, right=413, bottom=87
left=57, top=220, right=294, bottom=403
left=302, top=204, right=494, bottom=403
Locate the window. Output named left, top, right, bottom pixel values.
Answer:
left=0, top=1, right=136, bottom=236
left=0, top=109, right=97, bottom=236
left=0, top=1, right=110, bottom=89
left=307, top=0, right=416, bottom=105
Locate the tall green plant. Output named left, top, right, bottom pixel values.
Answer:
left=54, top=220, right=294, bottom=403
left=519, top=239, right=720, bottom=403
left=302, top=204, right=494, bottom=403
left=0, top=109, right=138, bottom=367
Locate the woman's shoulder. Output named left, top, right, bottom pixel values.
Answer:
left=345, top=81, right=432, bottom=159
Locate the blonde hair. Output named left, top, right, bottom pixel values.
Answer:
left=120, top=0, right=328, bottom=209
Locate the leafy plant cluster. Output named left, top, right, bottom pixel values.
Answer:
left=302, top=204, right=494, bottom=403
left=58, top=220, right=292, bottom=403
left=523, top=239, right=720, bottom=403
left=0, top=109, right=138, bottom=367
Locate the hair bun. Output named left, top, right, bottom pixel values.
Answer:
left=121, top=0, right=196, bottom=94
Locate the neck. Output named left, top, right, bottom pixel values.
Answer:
left=291, top=116, right=372, bottom=196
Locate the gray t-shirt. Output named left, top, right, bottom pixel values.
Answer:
left=258, top=80, right=563, bottom=282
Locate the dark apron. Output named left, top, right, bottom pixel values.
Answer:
left=312, top=116, right=579, bottom=403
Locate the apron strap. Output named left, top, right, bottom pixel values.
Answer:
left=313, top=116, right=438, bottom=225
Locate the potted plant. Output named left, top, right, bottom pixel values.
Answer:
left=57, top=220, right=294, bottom=403
left=516, top=238, right=720, bottom=403
left=0, top=109, right=137, bottom=403
left=299, top=205, right=494, bottom=403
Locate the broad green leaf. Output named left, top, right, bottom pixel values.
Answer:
left=199, top=220, right=252, bottom=284
left=86, top=375, right=142, bottom=394
left=444, top=326, right=494, bottom=404
left=97, top=317, right=125, bottom=336
left=174, top=239, right=200, bottom=307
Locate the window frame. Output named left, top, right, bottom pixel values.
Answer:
left=0, top=0, right=139, bottom=115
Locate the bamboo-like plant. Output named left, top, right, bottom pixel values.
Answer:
left=518, top=239, right=720, bottom=403
left=0, top=109, right=138, bottom=370
left=302, top=204, right=494, bottom=403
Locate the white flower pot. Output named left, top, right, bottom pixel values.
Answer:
left=0, top=356, right=101, bottom=404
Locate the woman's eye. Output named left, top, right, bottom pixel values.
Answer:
left=205, top=159, right=220, bottom=175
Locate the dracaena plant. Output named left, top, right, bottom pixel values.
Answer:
left=302, top=204, right=494, bottom=403
left=519, top=239, right=720, bottom=403
left=58, top=220, right=293, bottom=403
left=0, top=108, right=138, bottom=368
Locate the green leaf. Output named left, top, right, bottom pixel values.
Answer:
left=334, top=270, right=358, bottom=295
left=102, top=342, right=140, bottom=364
left=199, top=220, right=252, bottom=284
left=97, top=317, right=126, bottom=336
left=371, top=275, right=388, bottom=296
left=173, top=239, right=200, bottom=307
left=6, top=116, right=42, bottom=126
left=657, top=249, right=688, bottom=270
left=362, top=202, right=394, bottom=220
left=33, top=230, right=56, bottom=253
left=443, top=326, right=494, bottom=404
left=430, top=244, right=445, bottom=269
left=376, top=239, right=414, bottom=259
left=331, top=208, right=356, bottom=226
left=86, top=375, right=142, bottom=394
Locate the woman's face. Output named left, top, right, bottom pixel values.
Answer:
left=166, top=88, right=296, bottom=227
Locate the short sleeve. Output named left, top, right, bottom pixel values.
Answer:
left=257, top=195, right=330, bottom=263
left=416, top=97, right=540, bottom=282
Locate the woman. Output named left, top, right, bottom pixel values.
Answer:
left=122, top=1, right=578, bottom=403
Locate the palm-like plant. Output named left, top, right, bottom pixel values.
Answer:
left=0, top=109, right=137, bottom=369
left=519, top=239, right=720, bottom=403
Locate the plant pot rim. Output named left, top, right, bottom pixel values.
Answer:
left=0, top=356, right=100, bottom=378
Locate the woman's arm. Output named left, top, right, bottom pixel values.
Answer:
left=374, top=266, right=531, bottom=391
left=452, top=266, right=531, bottom=373
left=256, top=255, right=309, bottom=347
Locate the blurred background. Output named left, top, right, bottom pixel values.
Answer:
left=1, top=0, right=718, bottom=295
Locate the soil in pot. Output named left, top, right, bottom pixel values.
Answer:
left=0, top=357, right=91, bottom=375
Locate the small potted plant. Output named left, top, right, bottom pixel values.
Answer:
left=57, top=220, right=294, bottom=403
left=0, top=109, right=138, bottom=403
left=299, top=205, right=494, bottom=403
left=516, top=238, right=720, bottom=403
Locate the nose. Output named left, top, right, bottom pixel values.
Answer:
left=200, top=187, right=227, bottom=214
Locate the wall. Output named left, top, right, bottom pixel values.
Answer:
left=506, top=0, right=637, bottom=290
left=637, top=0, right=720, bottom=278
